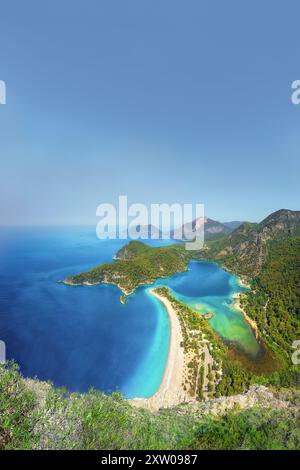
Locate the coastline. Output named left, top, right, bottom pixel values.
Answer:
left=131, top=288, right=190, bottom=411
left=232, top=292, right=259, bottom=339
left=63, top=278, right=134, bottom=297
left=63, top=267, right=188, bottom=302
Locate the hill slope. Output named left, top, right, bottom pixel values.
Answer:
left=197, top=210, right=300, bottom=359
left=1, top=363, right=299, bottom=450
left=203, top=209, right=300, bottom=276
left=241, top=236, right=300, bottom=358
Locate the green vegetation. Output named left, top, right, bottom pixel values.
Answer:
left=193, top=210, right=300, bottom=387
left=217, top=358, right=251, bottom=396
left=188, top=407, right=300, bottom=450
left=241, top=236, right=300, bottom=359
left=1, top=363, right=299, bottom=450
left=0, top=363, right=37, bottom=449
left=197, top=365, right=205, bottom=400
left=65, top=241, right=189, bottom=297
left=199, top=209, right=300, bottom=278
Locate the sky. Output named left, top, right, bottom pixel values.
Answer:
left=0, top=0, right=299, bottom=225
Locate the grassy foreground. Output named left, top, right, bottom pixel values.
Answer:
left=1, top=363, right=300, bottom=450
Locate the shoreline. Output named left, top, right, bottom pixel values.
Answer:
left=63, top=278, right=134, bottom=297
left=232, top=292, right=260, bottom=339
left=63, top=267, right=188, bottom=302
left=131, top=288, right=190, bottom=411
left=237, top=277, right=251, bottom=289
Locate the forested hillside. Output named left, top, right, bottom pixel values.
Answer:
left=203, top=209, right=300, bottom=277
left=241, top=236, right=300, bottom=359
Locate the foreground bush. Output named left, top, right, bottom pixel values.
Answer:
left=0, top=363, right=299, bottom=450
left=0, top=363, right=36, bottom=449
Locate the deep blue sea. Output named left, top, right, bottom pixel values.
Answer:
left=0, top=227, right=259, bottom=398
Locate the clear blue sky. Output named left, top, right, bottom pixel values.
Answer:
left=0, top=0, right=299, bottom=225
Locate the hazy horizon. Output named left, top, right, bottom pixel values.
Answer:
left=1, top=206, right=298, bottom=229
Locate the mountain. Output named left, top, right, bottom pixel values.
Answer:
left=204, top=209, right=300, bottom=276
left=223, top=221, right=244, bottom=231
left=171, top=217, right=243, bottom=241
left=120, top=219, right=243, bottom=242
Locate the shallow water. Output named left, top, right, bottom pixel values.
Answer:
left=0, top=227, right=260, bottom=397
left=154, top=261, right=260, bottom=357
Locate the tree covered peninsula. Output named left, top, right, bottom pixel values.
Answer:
left=64, top=241, right=190, bottom=299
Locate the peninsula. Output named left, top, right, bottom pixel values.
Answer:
left=64, top=241, right=190, bottom=299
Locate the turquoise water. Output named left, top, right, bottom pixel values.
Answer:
left=0, top=227, right=260, bottom=398
left=153, top=261, right=260, bottom=357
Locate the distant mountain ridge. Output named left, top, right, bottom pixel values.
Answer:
left=125, top=219, right=244, bottom=241
left=171, top=217, right=244, bottom=241
left=203, top=209, right=300, bottom=276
